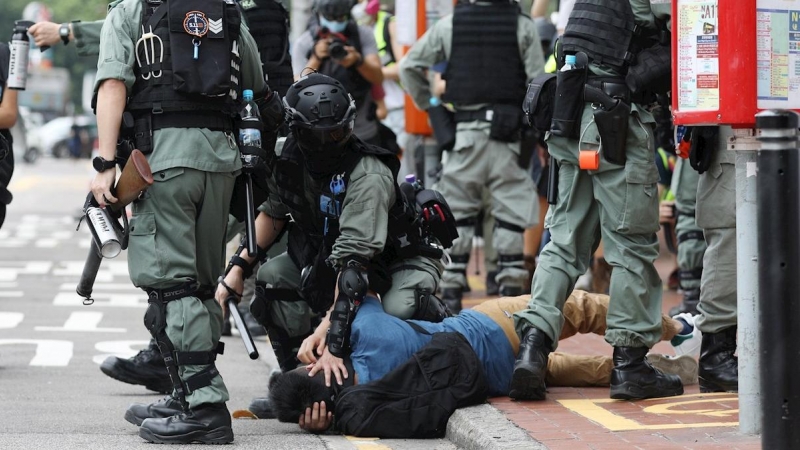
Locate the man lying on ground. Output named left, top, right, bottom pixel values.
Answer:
left=269, top=290, right=698, bottom=433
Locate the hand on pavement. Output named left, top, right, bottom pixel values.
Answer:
left=299, top=401, right=332, bottom=433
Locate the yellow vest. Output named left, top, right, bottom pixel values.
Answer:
left=374, top=11, right=394, bottom=66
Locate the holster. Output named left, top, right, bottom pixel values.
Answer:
left=585, top=83, right=631, bottom=166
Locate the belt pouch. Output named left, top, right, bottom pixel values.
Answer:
left=550, top=65, right=587, bottom=139
left=489, top=104, right=522, bottom=143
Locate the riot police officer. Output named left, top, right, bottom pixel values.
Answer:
left=216, top=73, right=453, bottom=382
left=92, top=0, right=277, bottom=443
left=510, top=0, right=683, bottom=401
left=400, top=0, right=544, bottom=312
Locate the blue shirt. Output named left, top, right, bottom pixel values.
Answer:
left=349, top=297, right=515, bottom=396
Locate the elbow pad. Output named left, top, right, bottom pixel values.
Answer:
left=337, top=257, right=369, bottom=304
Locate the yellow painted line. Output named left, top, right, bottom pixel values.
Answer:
left=466, top=275, right=486, bottom=292
left=344, top=436, right=391, bottom=450
left=558, top=393, right=739, bottom=431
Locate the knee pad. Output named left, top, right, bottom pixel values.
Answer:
left=411, top=290, right=452, bottom=322
left=250, top=282, right=273, bottom=329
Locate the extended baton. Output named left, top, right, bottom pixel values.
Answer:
left=244, top=174, right=258, bottom=256
left=225, top=296, right=259, bottom=360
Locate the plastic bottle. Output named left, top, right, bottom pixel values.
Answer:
left=239, top=89, right=262, bottom=148
left=561, top=54, right=577, bottom=72
left=8, top=21, right=31, bottom=90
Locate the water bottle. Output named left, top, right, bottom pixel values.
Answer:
left=8, top=21, right=31, bottom=90
left=238, top=89, right=262, bottom=148
left=561, top=54, right=577, bottom=73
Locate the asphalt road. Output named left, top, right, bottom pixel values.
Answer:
left=0, top=157, right=457, bottom=450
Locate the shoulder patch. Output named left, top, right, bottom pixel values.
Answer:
left=238, top=0, right=257, bottom=10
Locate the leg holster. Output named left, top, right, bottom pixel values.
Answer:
left=250, top=281, right=309, bottom=372
left=444, top=253, right=470, bottom=278
left=143, top=282, right=222, bottom=411
left=249, top=281, right=305, bottom=329
left=411, top=290, right=452, bottom=322
left=497, top=253, right=526, bottom=272
left=267, top=326, right=307, bottom=373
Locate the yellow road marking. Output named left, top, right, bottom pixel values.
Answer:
left=344, top=436, right=391, bottom=450
left=558, top=393, right=739, bottom=431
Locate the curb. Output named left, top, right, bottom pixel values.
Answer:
left=446, top=403, right=547, bottom=450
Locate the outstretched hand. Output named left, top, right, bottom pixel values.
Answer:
left=307, top=347, right=348, bottom=387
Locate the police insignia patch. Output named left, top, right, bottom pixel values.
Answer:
left=184, top=11, right=209, bottom=37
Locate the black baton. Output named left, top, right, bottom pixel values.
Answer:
left=225, top=296, right=259, bottom=360
left=76, top=242, right=102, bottom=305
left=244, top=174, right=258, bottom=257
left=547, top=157, right=559, bottom=205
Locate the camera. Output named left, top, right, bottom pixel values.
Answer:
left=329, top=40, right=348, bottom=61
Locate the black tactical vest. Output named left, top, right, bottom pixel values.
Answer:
left=127, top=0, right=242, bottom=126
left=312, top=22, right=372, bottom=109
left=238, top=0, right=294, bottom=98
left=274, top=136, right=413, bottom=275
left=560, top=0, right=637, bottom=71
left=442, top=2, right=527, bottom=106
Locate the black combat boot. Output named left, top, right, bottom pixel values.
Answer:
left=509, top=328, right=552, bottom=400
left=669, top=287, right=700, bottom=317
left=124, top=395, right=183, bottom=426
left=498, top=285, right=523, bottom=297
left=698, top=326, right=738, bottom=393
left=247, top=397, right=276, bottom=419
left=138, top=402, right=233, bottom=444
left=441, top=288, right=463, bottom=314
left=609, top=346, right=684, bottom=400
left=485, top=270, right=499, bottom=296
left=100, top=339, right=171, bottom=394
left=247, top=369, right=281, bottom=419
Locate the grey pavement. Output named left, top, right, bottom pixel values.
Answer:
left=0, top=158, right=519, bottom=449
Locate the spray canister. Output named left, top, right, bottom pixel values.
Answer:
left=85, top=207, right=122, bottom=258
left=8, top=21, right=34, bottom=91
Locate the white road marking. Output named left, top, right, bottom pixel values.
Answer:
left=92, top=340, right=151, bottom=365
left=0, top=339, right=73, bottom=366
left=35, top=311, right=126, bottom=333
left=53, top=292, right=147, bottom=308
left=0, top=291, right=23, bottom=297
left=58, top=283, right=138, bottom=292
left=0, top=312, right=24, bottom=329
left=35, top=239, right=59, bottom=248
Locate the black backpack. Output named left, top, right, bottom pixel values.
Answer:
left=333, top=328, right=489, bottom=438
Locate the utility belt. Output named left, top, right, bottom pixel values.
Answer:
left=132, top=111, right=234, bottom=154
left=453, top=104, right=523, bottom=143
left=145, top=281, right=216, bottom=303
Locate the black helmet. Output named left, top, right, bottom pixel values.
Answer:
left=314, top=0, right=353, bottom=20
left=283, top=73, right=357, bottom=175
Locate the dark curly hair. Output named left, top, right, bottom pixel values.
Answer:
left=268, top=367, right=335, bottom=423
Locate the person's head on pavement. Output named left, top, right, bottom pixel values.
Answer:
left=269, top=363, right=356, bottom=426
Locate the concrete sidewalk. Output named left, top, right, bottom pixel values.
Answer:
left=446, top=244, right=760, bottom=450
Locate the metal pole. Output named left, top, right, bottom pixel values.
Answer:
left=730, top=129, right=760, bottom=434
left=755, top=110, right=800, bottom=449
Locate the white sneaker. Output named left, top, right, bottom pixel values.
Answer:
left=574, top=268, right=593, bottom=291
left=670, top=312, right=702, bottom=357
left=647, top=354, right=699, bottom=385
